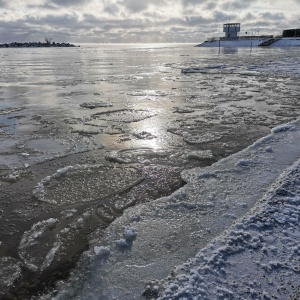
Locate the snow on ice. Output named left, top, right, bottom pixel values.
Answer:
left=158, top=162, right=300, bottom=299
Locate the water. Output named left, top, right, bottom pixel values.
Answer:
left=0, top=44, right=299, bottom=298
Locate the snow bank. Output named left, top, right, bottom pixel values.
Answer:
left=42, top=119, right=300, bottom=299
left=158, top=160, right=300, bottom=299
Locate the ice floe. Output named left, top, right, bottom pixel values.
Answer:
left=91, top=109, right=157, bottom=123
left=0, top=134, right=102, bottom=169
left=182, top=150, right=214, bottom=160
left=18, top=218, right=58, bottom=271
left=80, top=101, right=112, bottom=109
left=183, top=132, right=223, bottom=144
left=32, top=163, right=145, bottom=205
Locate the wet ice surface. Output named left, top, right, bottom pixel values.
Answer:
left=0, top=44, right=300, bottom=298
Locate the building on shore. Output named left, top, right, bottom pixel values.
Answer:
left=223, top=23, right=240, bottom=39
left=282, top=28, right=300, bottom=37
left=196, top=22, right=300, bottom=47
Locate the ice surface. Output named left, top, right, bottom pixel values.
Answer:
left=43, top=119, right=300, bottom=299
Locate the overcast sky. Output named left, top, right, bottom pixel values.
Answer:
left=0, top=0, right=299, bottom=43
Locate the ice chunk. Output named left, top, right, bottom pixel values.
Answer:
left=80, top=101, right=112, bottom=109
left=116, top=239, right=128, bottom=248
left=123, top=227, right=136, bottom=241
left=235, top=159, right=253, bottom=167
left=183, top=150, right=213, bottom=160
left=60, top=209, right=78, bottom=219
left=94, top=246, right=110, bottom=256
left=41, top=242, right=62, bottom=271
left=181, top=65, right=225, bottom=74
left=92, top=109, right=156, bottom=123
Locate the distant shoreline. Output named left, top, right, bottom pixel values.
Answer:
left=0, top=42, right=78, bottom=48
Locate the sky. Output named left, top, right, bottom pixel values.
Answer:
left=0, top=0, right=299, bottom=44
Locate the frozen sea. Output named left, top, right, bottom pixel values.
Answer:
left=0, top=44, right=300, bottom=299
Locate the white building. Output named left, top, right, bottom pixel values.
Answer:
left=223, top=23, right=240, bottom=39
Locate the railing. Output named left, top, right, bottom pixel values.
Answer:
left=220, top=35, right=274, bottom=41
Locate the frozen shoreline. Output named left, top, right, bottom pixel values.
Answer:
left=43, top=120, right=300, bottom=299
left=159, top=149, right=300, bottom=299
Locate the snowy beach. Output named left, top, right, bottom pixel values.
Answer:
left=0, top=44, right=300, bottom=299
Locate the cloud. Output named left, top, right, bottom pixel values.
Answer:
left=0, top=0, right=299, bottom=43
left=181, top=0, right=207, bottom=6
left=181, top=0, right=218, bottom=7
left=49, top=0, right=91, bottom=7
left=259, top=11, right=286, bottom=21
left=118, top=0, right=148, bottom=13
left=185, top=16, right=211, bottom=26
left=103, top=3, right=120, bottom=15
left=114, top=0, right=170, bottom=13
left=221, top=0, right=256, bottom=10
left=0, top=0, right=7, bottom=8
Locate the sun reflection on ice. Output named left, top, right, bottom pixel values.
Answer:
left=128, top=112, right=167, bottom=150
